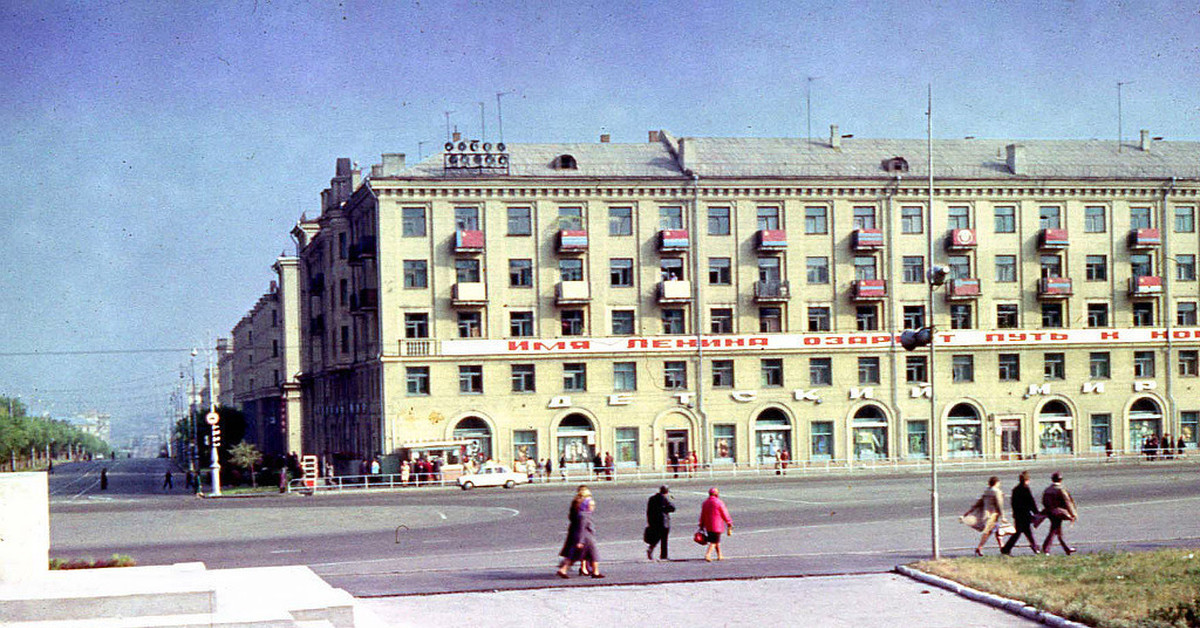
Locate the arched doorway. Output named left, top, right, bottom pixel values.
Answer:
left=853, top=405, right=888, bottom=460
left=1037, top=400, right=1073, bottom=454
left=452, top=417, right=492, bottom=465
left=946, top=403, right=982, bottom=458
left=754, top=408, right=792, bottom=466
left=557, top=413, right=595, bottom=469
left=1129, top=398, right=1162, bottom=452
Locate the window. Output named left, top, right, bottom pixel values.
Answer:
left=807, top=306, right=831, bottom=332
left=948, top=255, right=971, bottom=279
left=510, top=311, right=534, bottom=337
left=403, top=260, right=428, bottom=288
left=713, top=424, right=736, bottom=463
left=995, top=255, right=1017, bottom=282
left=662, top=309, right=685, bottom=334
left=457, top=311, right=481, bottom=338
left=708, top=206, right=731, bottom=235
left=406, top=366, right=430, bottom=395
left=806, top=257, right=830, bottom=284
left=454, top=206, right=479, bottom=231
left=902, top=256, right=925, bottom=283
left=558, top=206, right=583, bottom=230
left=1130, top=206, right=1152, bottom=230
left=811, top=421, right=834, bottom=459
left=612, top=310, right=635, bottom=335
left=809, top=358, right=832, bottom=386
left=455, top=259, right=480, bottom=283
left=856, top=305, right=879, bottom=331
left=561, top=310, right=584, bottom=336
left=459, top=365, right=483, bottom=393
left=338, top=233, right=347, bottom=259
left=759, top=307, right=782, bottom=332
left=1084, top=206, right=1106, bottom=233
left=609, top=206, right=633, bottom=236
left=947, top=206, right=970, bottom=229
left=563, top=363, right=587, bottom=391
left=404, top=313, right=429, bottom=338
left=339, top=279, right=348, bottom=306
left=758, top=257, right=781, bottom=283
left=906, top=356, right=928, bottom=383
left=858, top=356, right=880, bottom=385
left=1176, top=206, right=1196, bottom=233
left=664, top=361, right=687, bottom=389
left=512, top=364, right=536, bottom=392
left=1134, top=351, right=1155, bottom=378
left=709, top=258, right=732, bottom=285
left=1183, top=412, right=1199, bottom=448
left=1087, top=303, right=1110, bottom=328
left=901, top=206, right=923, bottom=233
left=712, top=360, right=734, bottom=388
left=1089, top=352, right=1111, bottom=379
left=613, top=362, right=637, bottom=391
left=659, top=206, right=684, bottom=230
left=854, top=256, right=877, bottom=280
left=1179, top=351, right=1198, bottom=377
left=903, top=305, right=926, bottom=329
left=762, top=358, right=784, bottom=387
left=950, top=304, right=972, bottom=329
left=661, top=258, right=685, bottom=280
left=1176, top=255, right=1197, bottom=281
left=1086, top=255, right=1107, bottom=281
left=994, top=206, right=1015, bottom=233
left=1041, top=255, right=1062, bottom=278
left=952, top=355, right=974, bottom=382
left=1039, top=206, right=1061, bottom=230
left=1133, top=302, right=1154, bottom=327
left=510, top=259, right=533, bottom=287
left=507, top=207, right=531, bottom=235
left=1179, top=302, right=1198, bottom=326
left=615, top=427, right=638, bottom=466
left=402, top=207, right=427, bottom=237
left=1044, top=353, right=1065, bottom=380
left=996, top=304, right=1019, bottom=329
left=609, top=258, right=634, bottom=287
left=805, top=206, right=828, bottom=234
left=998, top=354, right=1020, bottom=381
left=1131, top=253, right=1153, bottom=278
left=559, top=258, right=583, bottom=282
left=1091, top=414, right=1112, bottom=452
left=757, top=206, right=780, bottom=230
left=1041, top=303, right=1063, bottom=328
left=853, top=206, right=876, bottom=229
left=711, top=308, right=734, bottom=334
left=513, top=430, right=538, bottom=462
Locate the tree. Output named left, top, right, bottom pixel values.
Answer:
left=228, top=442, right=263, bottom=487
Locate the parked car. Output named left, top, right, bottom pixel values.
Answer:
left=457, top=464, right=528, bottom=490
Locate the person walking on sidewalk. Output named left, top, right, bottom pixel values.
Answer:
left=645, top=485, right=676, bottom=561
left=556, top=486, right=603, bottom=578
left=962, top=476, right=1007, bottom=556
left=1041, top=472, right=1078, bottom=555
left=100, top=467, right=108, bottom=491
left=699, top=487, right=733, bottom=562
left=162, top=470, right=173, bottom=490
left=1001, top=471, right=1041, bottom=555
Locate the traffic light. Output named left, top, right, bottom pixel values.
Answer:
left=211, top=424, right=221, bottom=448
left=928, top=266, right=949, bottom=286
left=900, top=327, right=934, bottom=351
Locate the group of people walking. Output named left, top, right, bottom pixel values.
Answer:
left=963, top=471, right=1079, bottom=556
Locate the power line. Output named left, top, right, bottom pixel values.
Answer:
left=0, top=348, right=197, bottom=357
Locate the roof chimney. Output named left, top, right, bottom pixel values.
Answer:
left=1140, top=129, right=1151, bottom=152
left=648, top=130, right=660, bottom=143
left=452, top=131, right=462, bottom=142
left=829, top=125, right=841, bottom=149
left=600, top=134, right=611, bottom=143
left=1006, top=144, right=1025, bottom=175
left=381, top=153, right=406, bottom=176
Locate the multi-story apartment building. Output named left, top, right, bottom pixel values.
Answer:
left=290, top=128, right=1200, bottom=475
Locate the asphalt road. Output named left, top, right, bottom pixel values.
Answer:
left=47, top=457, right=1200, bottom=596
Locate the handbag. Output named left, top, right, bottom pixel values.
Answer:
left=693, top=528, right=708, bottom=545
left=643, top=526, right=655, bottom=544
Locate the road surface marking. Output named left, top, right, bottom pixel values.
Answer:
left=683, top=490, right=826, bottom=505
left=435, top=511, right=447, bottom=520
left=270, top=549, right=302, bottom=554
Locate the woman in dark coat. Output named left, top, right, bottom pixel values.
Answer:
left=556, top=485, right=603, bottom=578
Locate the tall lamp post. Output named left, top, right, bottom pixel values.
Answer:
left=205, top=347, right=221, bottom=496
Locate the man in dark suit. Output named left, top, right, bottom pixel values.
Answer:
left=1041, top=471, right=1078, bottom=555
left=645, top=485, right=676, bottom=561
left=1001, top=471, right=1040, bottom=555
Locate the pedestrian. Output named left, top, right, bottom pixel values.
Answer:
left=962, top=476, right=1008, bottom=555
left=604, top=452, right=614, bottom=481
left=545, top=457, right=553, bottom=482
left=645, top=485, right=675, bottom=560
left=432, top=457, right=443, bottom=484
left=163, top=470, right=173, bottom=490
left=669, top=452, right=679, bottom=478
left=558, top=455, right=567, bottom=481
left=555, top=486, right=603, bottom=579
left=185, top=469, right=194, bottom=493
left=370, top=458, right=381, bottom=475
left=99, top=467, right=108, bottom=491
left=779, top=448, right=790, bottom=476
left=592, top=452, right=603, bottom=480
left=279, top=467, right=288, bottom=493
left=1041, top=472, right=1078, bottom=555
left=1001, top=471, right=1042, bottom=555
left=699, top=487, right=733, bottom=562
left=688, top=451, right=698, bottom=478
left=400, top=459, right=410, bottom=486
left=1105, top=440, right=1113, bottom=460
left=1178, top=435, right=1187, bottom=457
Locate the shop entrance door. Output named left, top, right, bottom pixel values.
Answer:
left=666, top=430, right=688, bottom=465
left=1000, top=420, right=1021, bottom=460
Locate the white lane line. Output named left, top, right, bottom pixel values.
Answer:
left=435, top=511, right=447, bottom=520
left=683, top=490, right=826, bottom=505
left=270, top=549, right=302, bottom=554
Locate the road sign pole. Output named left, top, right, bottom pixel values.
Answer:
left=206, top=411, right=221, bottom=496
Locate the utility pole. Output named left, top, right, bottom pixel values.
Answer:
left=806, top=76, right=819, bottom=146
left=926, top=84, right=941, bottom=560
left=206, top=347, right=221, bottom=496
left=479, top=101, right=486, bottom=141
left=1117, top=81, right=1132, bottom=153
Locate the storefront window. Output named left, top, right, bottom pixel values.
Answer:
left=1090, top=414, right=1111, bottom=453
left=513, top=430, right=537, bottom=463
left=946, top=403, right=982, bottom=458
left=1129, top=398, right=1162, bottom=453
left=1038, top=401, right=1073, bottom=455
left=1181, top=412, right=1199, bottom=449
left=453, top=417, right=492, bottom=465
left=810, top=421, right=833, bottom=461
left=907, top=421, right=928, bottom=459
left=615, top=427, right=638, bottom=467
left=853, top=406, right=888, bottom=460
left=713, top=424, right=735, bottom=465
left=556, top=414, right=594, bottom=468
left=755, top=411, right=791, bottom=466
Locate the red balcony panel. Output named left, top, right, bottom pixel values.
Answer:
left=756, top=229, right=787, bottom=250
left=558, top=230, right=589, bottom=252
left=455, top=229, right=485, bottom=252
left=1129, top=275, right=1163, bottom=296
left=852, top=279, right=887, bottom=300
left=947, top=229, right=977, bottom=249
left=946, top=278, right=981, bottom=299
left=659, top=229, right=690, bottom=251
left=1129, top=228, right=1162, bottom=249
left=1039, top=228, right=1069, bottom=249
left=1038, top=277, right=1073, bottom=297
left=853, top=229, right=884, bottom=249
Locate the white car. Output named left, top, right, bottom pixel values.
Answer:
left=457, top=465, right=529, bottom=490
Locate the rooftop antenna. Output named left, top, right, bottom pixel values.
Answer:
left=1117, top=81, right=1133, bottom=153
left=806, top=76, right=820, bottom=148
left=418, top=141, right=428, bottom=161
left=496, top=91, right=515, bottom=143
left=479, top=101, right=486, bottom=141
left=444, top=110, right=455, bottom=142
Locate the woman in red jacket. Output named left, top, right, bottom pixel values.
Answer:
left=699, top=487, right=733, bottom=561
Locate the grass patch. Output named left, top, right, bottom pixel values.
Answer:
left=216, top=486, right=278, bottom=496
left=49, top=554, right=137, bottom=570
left=914, top=548, right=1200, bottom=627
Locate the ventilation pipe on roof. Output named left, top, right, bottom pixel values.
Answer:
left=648, top=130, right=660, bottom=143
left=830, top=125, right=841, bottom=149
left=452, top=131, right=462, bottom=142
left=1140, top=129, right=1151, bottom=152
left=1006, top=144, right=1025, bottom=175
left=600, top=134, right=611, bottom=143
left=381, top=153, right=406, bottom=176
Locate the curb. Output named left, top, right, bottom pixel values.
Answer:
left=893, top=565, right=1088, bottom=628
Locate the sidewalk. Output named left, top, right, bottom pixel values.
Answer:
left=356, top=572, right=1039, bottom=627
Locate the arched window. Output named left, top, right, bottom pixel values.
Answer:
left=557, top=413, right=595, bottom=466
left=453, top=417, right=492, bottom=463
left=1038, top=400, right=1073, bottom=455
left=946, top=403, right=982, bottom=458
left=1129, top=397, right=1163, bottom=452
left=754, top=408, right=791, bottom=466
left=852, top=405, right=888, bottom=460
left=552, top=154, right=578, bottom=170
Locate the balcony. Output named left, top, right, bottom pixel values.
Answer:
left=1128, top=228, right=1162, bottom=250
left=946, top=229, right=977, bottom=250
left=657, top=280, right=693, bottom=304
left=350, top=288, right=378, bottom=313
left=851, top=279, right=887, bottom=300
left=1129, top=275, right=1164, bottom=297
left=659, top=229, right=690, bottom=252
left=454, top=229, right=485, bottom=254
left=348, top=236, right=377, bottom=264
left=945, top=278, right=981, bottom=300
left=308, top=274, right=325, bottom=296
left=1037, top=277, right=1073, bottom=298
left=753, top=280, right=791, bottom=302
left=308, top=315, right=325, bottom=336
left=756, top=229, right=787, bottom=251
left=1039, top=228, right=1069, bottom=249
left=451, top=282, right=487, bottom=306
left=556, top=280, right=591, bottom=305
left=852, top=228, right=884, bottom=250
left=557, top=230, right=589, bottom=253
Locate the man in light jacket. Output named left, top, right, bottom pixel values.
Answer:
left=1041, top=472, right=1078, bottom=555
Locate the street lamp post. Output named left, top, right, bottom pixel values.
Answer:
left=926, top=86, right=941, bottom=560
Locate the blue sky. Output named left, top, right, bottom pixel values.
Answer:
left=1, top=0, right=1197, bottom=436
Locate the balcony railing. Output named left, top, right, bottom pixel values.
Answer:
left=756, top=229, right=787, bottom=251
left=851, top=279, right=887, bottom=300
left=657, top=280, right=693, bottom=303
left=454, top=229, right=485, bottom=254
left=1129, top=228, right=1162, bottom=250
left=451, top=282, right=486, bottom=306
left=556, top=280, right=591, bottom=304
left=1037, top=276, right=1073, bottom=298
left=557, top=230, right=589, bottom=253
left=946, top=277, right=981, bottom=300
left=1129, top=275, right=1163, bottom=297
left=753, top=280, right=790, bottom=302
left=1039, top=228, right=1069, bottom=249
left=659, top=229, right=690, bottom=252
left=947, top=228, right=977, bottom=250
left=852, top=229, right=884, bottom=250
left=399, top=339, right=438, bottom=357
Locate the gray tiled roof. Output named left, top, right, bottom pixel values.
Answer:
left=404, top=142, right=681, bottom=179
